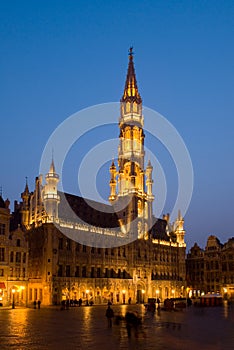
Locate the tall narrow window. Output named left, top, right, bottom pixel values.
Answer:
left=82, top=266, right=86, bottom=277
left=66, top=239, right=71, bottom=251
left=75, top=266, right=80, bottom=277
left=66, top=265, right=70, bottom=277
left=58, top=238, right=63, bottom=250
left=0, top=248, right=5, bottom=262
left=58, top=265, right=63, bottom=277
left=16, top=252, right=21, bottom=263
left=0, top=223, right=5, bottom=235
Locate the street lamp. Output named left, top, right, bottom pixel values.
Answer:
left=12, top=289, right=15, bottom=309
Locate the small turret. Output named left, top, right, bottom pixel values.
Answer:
left=109, top=160, right=117, bottom=202
left=146, top=160, right=154, bottom=200
left=42, top=158, right=60, bottom=222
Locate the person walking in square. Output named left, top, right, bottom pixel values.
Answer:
left=105, top=305, right=114, bottom=328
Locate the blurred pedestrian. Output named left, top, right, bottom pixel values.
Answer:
left=33, top=300, right=37, bottom=309
left=37, top=300, right=41, bottom=309
left=125, top=311, right=141, bottom=338
left=105, top=305, right=114, bottom=328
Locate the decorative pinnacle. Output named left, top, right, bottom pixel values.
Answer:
left=128, top=46, right=134, bottom=59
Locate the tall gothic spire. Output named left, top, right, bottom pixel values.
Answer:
left=121, top=47, right=142, bottom=104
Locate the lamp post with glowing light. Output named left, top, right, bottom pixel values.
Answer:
left=12, top=288, right=15, bottom=309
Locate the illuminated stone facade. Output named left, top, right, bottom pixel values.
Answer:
left=11, top=51, right=187, bottom=305
left=186, top=235, right=234, bottom=300
left=0, top=196, right=28, bottom=306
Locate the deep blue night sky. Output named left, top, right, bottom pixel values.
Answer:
left=1, top=0, right=234, bottom=250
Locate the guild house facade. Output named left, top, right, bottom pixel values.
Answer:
left=2, top=50, right=187, bottom=306
left=186, top=235, right=234, bottom=300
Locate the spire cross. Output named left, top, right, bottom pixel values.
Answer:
left=128, top=46, right=134, bottom=59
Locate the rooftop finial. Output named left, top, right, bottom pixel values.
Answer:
left=128, top=46, right=134, bottom=59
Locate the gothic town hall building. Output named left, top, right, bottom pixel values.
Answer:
left=1, top=51, right=187, bottom=306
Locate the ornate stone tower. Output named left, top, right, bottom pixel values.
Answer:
left=109, top=48, right=154, bottom=238
left=42, top=159, right=60, bottom=222
left=21, top=178, right=30, bottom=227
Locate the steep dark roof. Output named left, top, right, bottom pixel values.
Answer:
left=149, top=219, right=170, bottom=241
left=59, top=192, right=168, bottom=239
left=58, top=192, right=120, bottom=228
